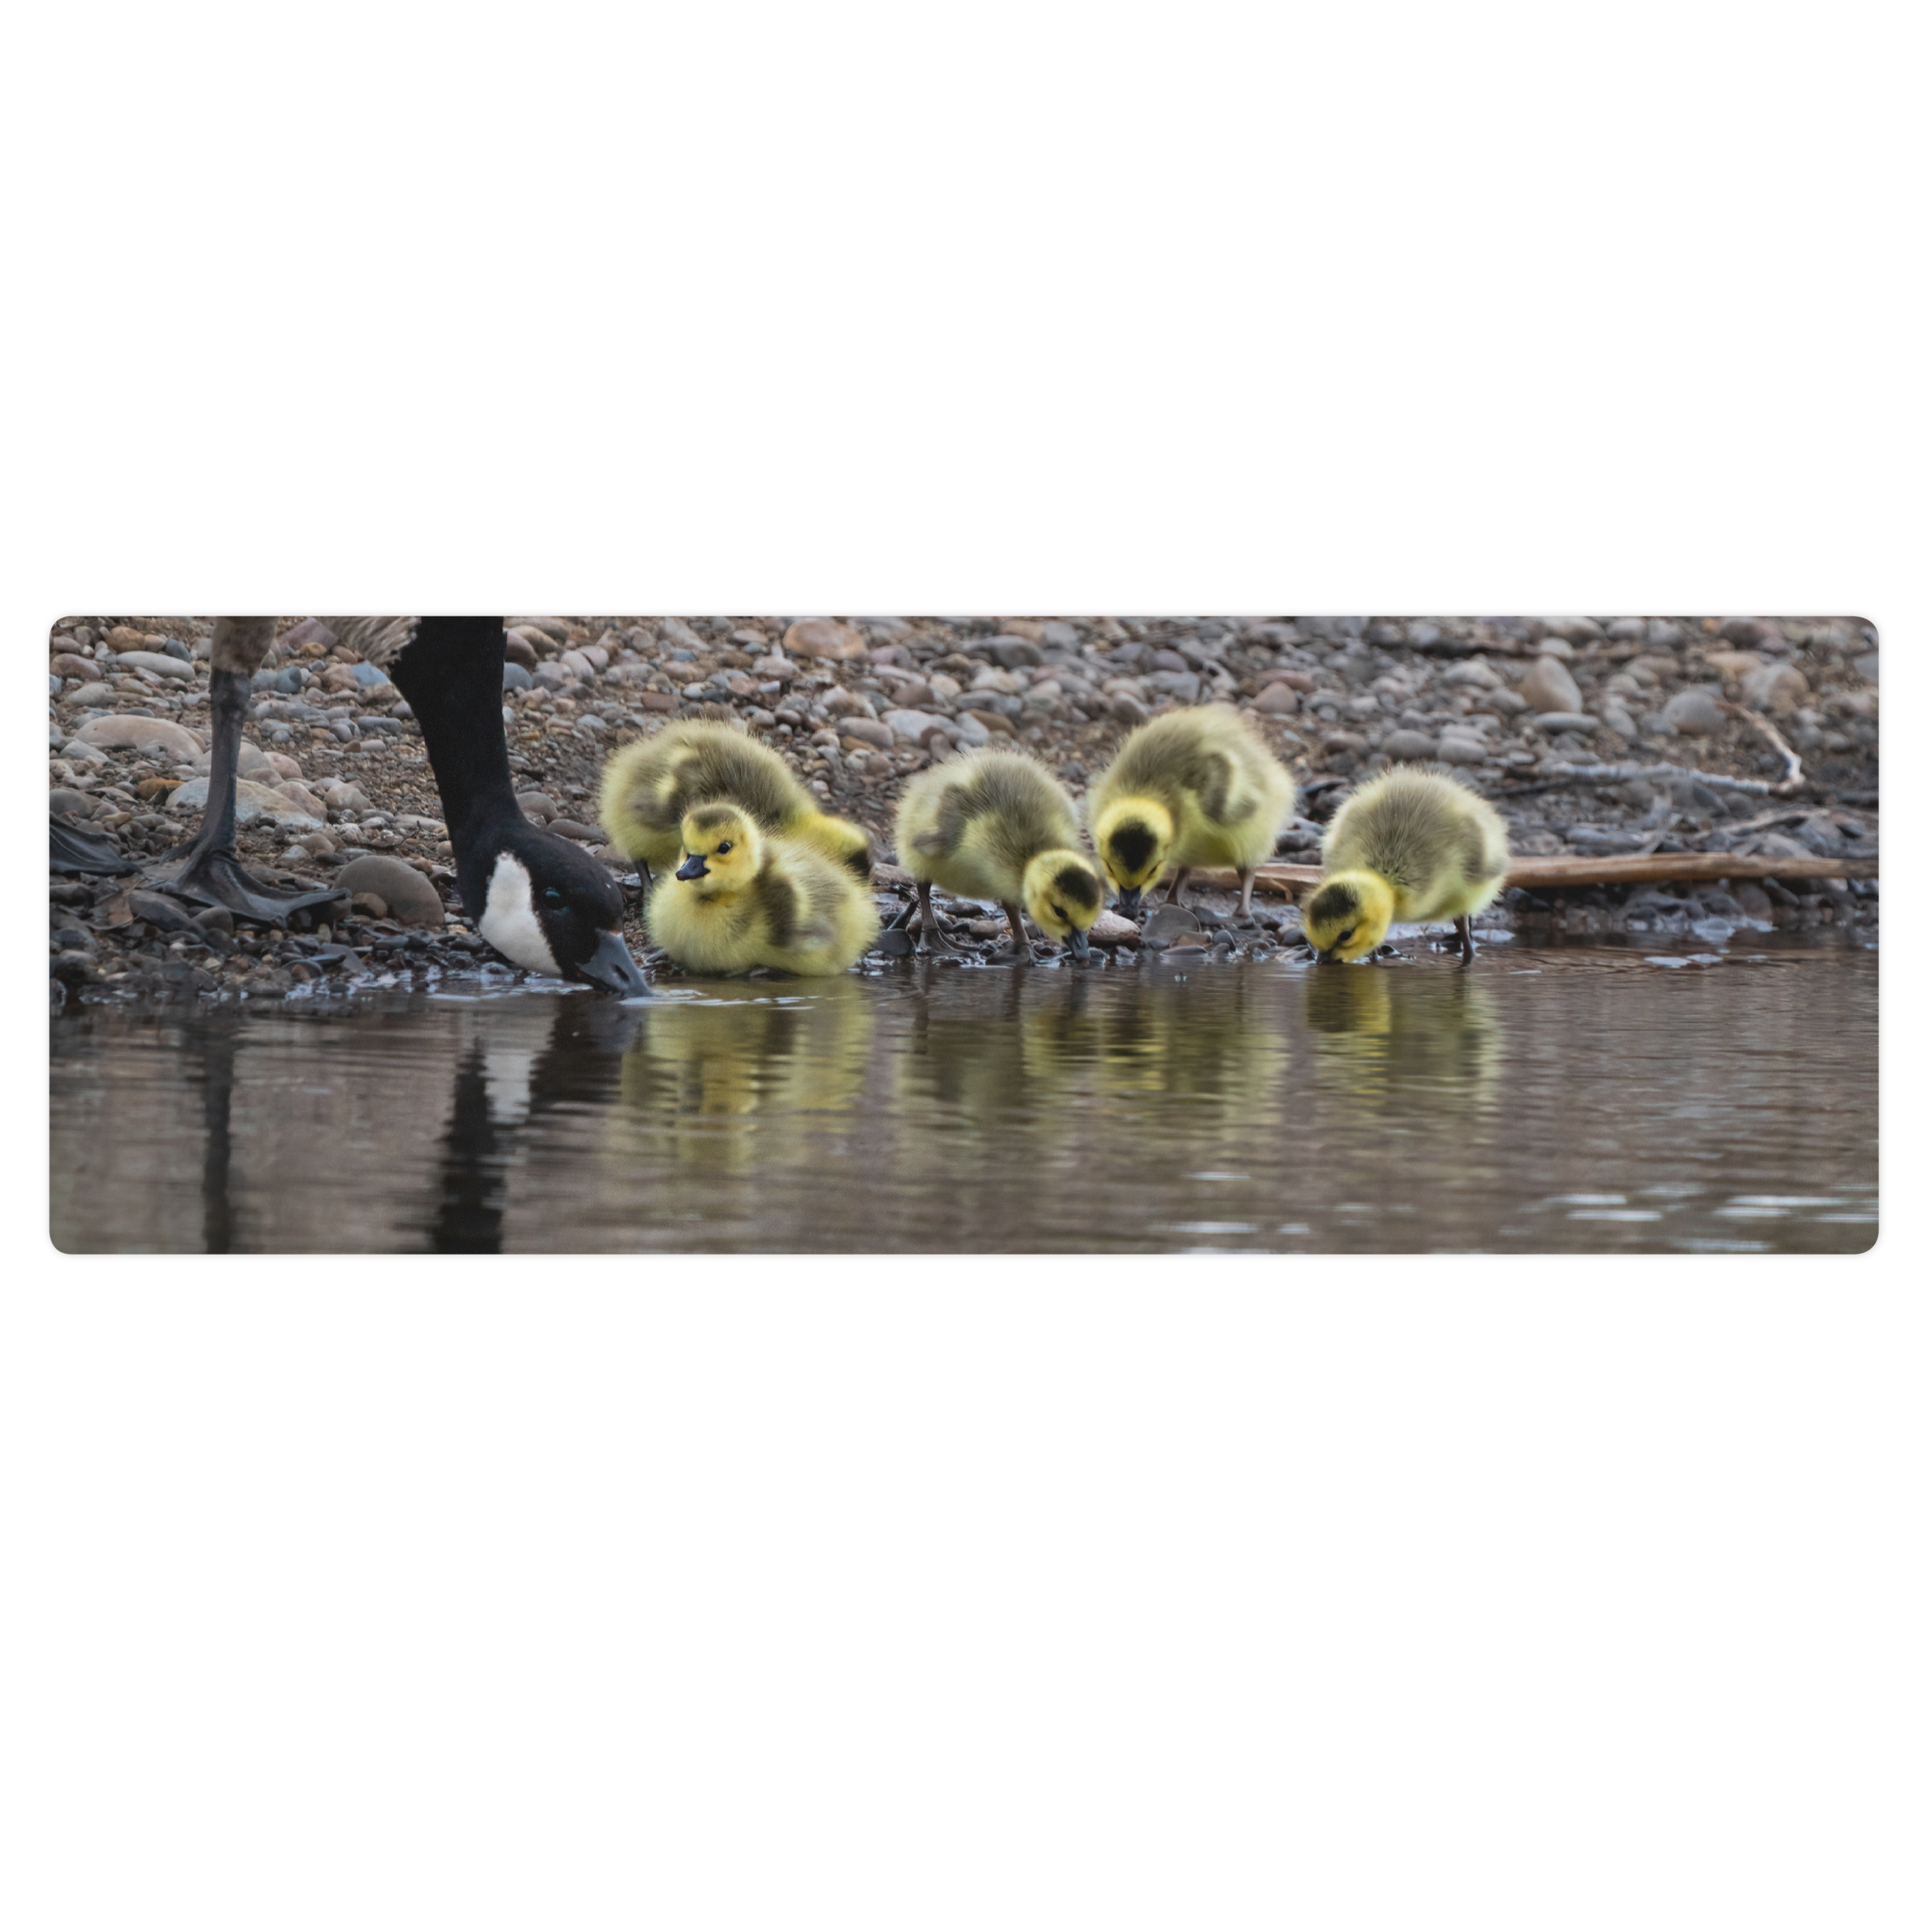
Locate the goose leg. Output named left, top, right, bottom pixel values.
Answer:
left=915, top=879, right=961, bottom=953
left=1236, top=867, right=1258, bottom=920
left=1163, top=866, right=1192, bottom=906
left=159, top=618, right=344, bottom=924
left=1455, top=914, right=1474, bottom=963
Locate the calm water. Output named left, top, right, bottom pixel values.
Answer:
left=49, top=936, right=1877, bottom=1254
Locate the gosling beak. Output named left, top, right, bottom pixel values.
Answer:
left=675, top=853, right=708, bottom=880
left=1065, top=925, right=1091, bottom=960
left=579, top=926, right=651, bottom=997
left=1115, top=885, right=1144, bottom=918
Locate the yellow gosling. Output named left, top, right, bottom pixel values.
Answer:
left=599, top=722, right=872, bottom=883
left=1088, top=705, right=1296, bottom=919
left=1303, top=763, right=1510, bottom=964
left=645, top=803, right=878, bottom=978
left=893, top=749, right=1105, bottom=958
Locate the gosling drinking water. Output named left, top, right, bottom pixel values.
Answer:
left=1302, top=764, right=1509, bottom=963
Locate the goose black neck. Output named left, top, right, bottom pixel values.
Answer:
left=388, top=616, right=519, bottom=844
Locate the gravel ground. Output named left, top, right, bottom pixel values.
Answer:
left=47, top=613, right=1879, bottom=1004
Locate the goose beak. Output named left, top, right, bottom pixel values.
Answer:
left=675, top=853, right=708, bottom=880
left=580, top=927, right=650, bottom=997
left=1115, top=885, right=1143, bottom=918
left=1065, top=925, right=1091, bottom=960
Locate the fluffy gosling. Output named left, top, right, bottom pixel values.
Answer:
left=646, top=803, right=879, bottom=978
left=1302, top=763, right=1509, bottom=964
left=1088, top=705, right=1295, bottom=919
left=894, top=749, right=1105, bottom=958
left=599, top=722, right=871, bottom=883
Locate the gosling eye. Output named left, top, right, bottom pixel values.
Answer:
left=1051, top=905, right=1066, bottom=924
left=1338, top=926, right=1357, bottom=948
left=718, top=840, right=733, bottom=854
left=543, top=887, right=565, bottom=907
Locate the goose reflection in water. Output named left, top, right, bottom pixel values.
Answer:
left=1302, top=962, right=1500, bottom=1113
left=418, top=997, right=642, bottom=1252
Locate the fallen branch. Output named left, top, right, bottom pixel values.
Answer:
left=1496, top=852, right=1869, bottom=890
left=1191, top=851, right=1875, bottom=898
left=1721, top=701, right=1804, bottom=791
left=1492, top=759, right=1810, bottom=800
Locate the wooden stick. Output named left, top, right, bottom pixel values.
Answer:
left=1192, top=851, right=1875, bottom=897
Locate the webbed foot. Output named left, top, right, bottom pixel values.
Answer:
left=158, top=847, right=347, bottom=925
left=51, top=815, right=138, bottom=876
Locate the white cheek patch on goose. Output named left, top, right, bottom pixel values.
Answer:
left=479, top=851, right=561, bottom=975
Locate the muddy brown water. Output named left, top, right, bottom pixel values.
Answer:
left=49, top=934, right=1877, bottom=1254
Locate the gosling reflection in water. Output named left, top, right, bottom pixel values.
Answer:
left=1302, top=963, right=1499, bottom=1108
left=899, top=965, right=1292, bottom=1136
left=615, top=977, right=876, bottom=1173
left=1087, top=970, right=1291, bottom=1116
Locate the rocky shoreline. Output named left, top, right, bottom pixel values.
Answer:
left=48, top=613, right=1879, bottom=1004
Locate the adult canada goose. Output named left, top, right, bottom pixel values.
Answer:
left=166, top=616, right=648, bottom=994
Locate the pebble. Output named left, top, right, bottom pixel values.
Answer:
left=1140, top=903, right=1202, bottom=947
left=1740, top=663, right=1807, bottom=715
left=1662, top=688, right=1725, bottom=736
left=1520, top=655, right=1583, bottom=714
left=168, top=776, right=324, bottom=829
left=883, top=707, right=945, bottom=743
left=1379, top=728, right=1438, bottom=761
left=987, top=636, right=1044, bottom=669
left=1435, top=731, right=1490, bottom=763
left=1531, top=711, right=1600, bottom=734
left=949, top=712, right=991, bottom=748
left=333, top=856, right=445, bottom=927
left=65, top=683, right=116, bottom=707
left=114, top=650, right=196, bottom=683
left=839, top=717, right=895, bottom=752
left=49, top=653, right=96, bottom=679
left=1251, top=683, right=1300, bottom=715
left=71, top=715, right=204, bottom=759
left=783, top=619, right=868, bottom=662
left=1535, top=618, right=1599, bottom=644
left=276, top=781, right=328, bottom=818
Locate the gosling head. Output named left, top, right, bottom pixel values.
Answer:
left=477, top=823, right=650, bottom=996
left=1303, top=870, right=1396, bottom=963
left=674, top=803, right=764, bottom=897
left=1022, top=851, right=1105, bottom=959
left=1094, top=797, right=1175, bottom=919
